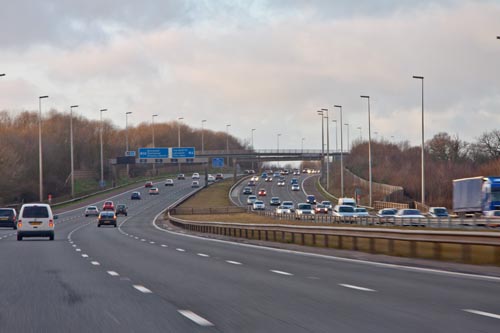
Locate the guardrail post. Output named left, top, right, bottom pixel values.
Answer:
left=338, top=235, right=343, bottom=249
left=265, top=230, right=268, bottom=241
left=291, top=232, right=295, bottom=244
left=301, top=233, right=305, bottom=245
left=410, top=240, right=417, bottom=257
left=258, top=230, right=261, bottom=240
left=433, top=242, right=441, bottom=260
left=495, top=246, right=500, bottom=265
left=352, top=236, right=358, bottom=251
left=369, top=238, right=375, bottom=253
left=388, top=239, right=394, bottom=254
left=324, top=234, right=329, bottom=247
left=312, top=234, right=316, bottom=246
left=273, top=230, right=276, bottom=241
left=462, top=244, right=471, bottom=263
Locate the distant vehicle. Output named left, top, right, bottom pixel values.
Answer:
left=277, top=179, right=285, bottom=186
left=321, top=201, right=333, bottom=210
left=191, top=181, right=200, bottom=188
left=293, top=170, right=300, bottom=175
left=273, top=172, right=281, bottom=178
left=84, top=206, right=99, bottom=217
left=338, top=198, right=356, bottom=207
left=265, top=177, right=273, bottom=182
left=165, top=179, right=174, bottom=186
left=483, top=211, right=500, bottom=227
left=247, top=195, right=257, bottom=205
left=102, top=201, right=115, bottom=211
left=131, top=191, right=141, bottom=200
left=354, top=207, right=369, bottom=217
left=145, top=181, right=153, bottom=188
left=17, top=203, right=57, bottom=241
left=377, top=208, right=398, bottom=217
left=314, top=204, right=329, bottom=214
left=192, top=173, right=200, bottom=180
left=306, top=195, right=316, bottom=205
left=295, top=203, right=315, bottom=219
left=248, top=170, right=255, bottom=174
left=97, top=211, right=117, bottom=228
left=251, top=176, right=259, bottom=182
left=258, top=188, right=267, bottom=196
left=215, top=173, right=224, bottom=180
left=290, top=178, right=299, bottom=185
left=115, top=204, right=128, bottom=216
left=261, top=173, right=268, bottom=179
left=269, top=197, right=281, bottom=206
left=428, top=207, right=449, bottom=218
left=395, top=209, right=425, bottom=226
left=177, top=173, right=185, bottom=180
left=275, top=205, right=293, bottom=214
left=148, top=187, right=160, bottom=195
left=291, top=184, right=300, bottom=191
left=252, top=200, right=266, bottom=211
left=453, top=176, right=500, bottom=216
left=242, top=187, right=252, bottom=195
left=0, top=208, right=17, bottom=229
left=207, top=175, right=216, bottom=182
left=247, top=180, right=256, bottom=187
left=281, top=201, right=295, bottom=212
left=332, top=205, right=356, bottom=217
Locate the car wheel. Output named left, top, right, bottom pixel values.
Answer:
left=114, top=223, right=117, bottom=228
left=98, top=224, right=101, bottom=227
left=13, top=226, right=17, bottom=230
left=17, top=235, right=22, bottom=241
left=125, top=214, right=128, bottom=216
left=49, top=234, right=54, bottom=241
left=85, top=214, right=88, bottom=217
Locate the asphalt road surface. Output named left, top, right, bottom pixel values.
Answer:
left=1, top=175, right=499, bottom=332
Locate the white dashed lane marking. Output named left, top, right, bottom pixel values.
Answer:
left=178, top=310, right=214, bottom=327
left=161, top=244, right=168, bottom=248
left=133, top=285, right=152, bottom=293
left=107, top=271, right=119, bottom=277
left=270, top=270, right=293, bottom=276
left=463, top=309, right=500, bottom=320
left=76, top=249, right=81, bottom=252
left=339, top=284, right=376, bottom=292
left=226, top=260, right=242, bottom=265
left=91, top=261, right=100, bottom=266
left=149, top=241, right=155, bottom=244
left=176, top=248, right=186, bottom=252
left=197, top=253, right=209, bottom=257
left=81, top=254, right=89, bottom=258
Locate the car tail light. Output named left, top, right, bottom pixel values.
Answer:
left=17, top=221, right=22, bottom=228
left=49, top=220, right=54, bottom=227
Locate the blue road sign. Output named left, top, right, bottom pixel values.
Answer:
left=212, top=157, right=224, bottom=168
left=138, top=148, right=169, bottom=159
left=125, top=151, right=136, bottom=157
left=172, top=147, right=195, bottom=158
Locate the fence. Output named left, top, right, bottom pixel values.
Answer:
left=171, top=207, right=246, bottom=215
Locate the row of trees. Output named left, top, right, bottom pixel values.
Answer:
left=0, top=110, right=246, bottom=203
left=342, top=131, right=500, bottom=207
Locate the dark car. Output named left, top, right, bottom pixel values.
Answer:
left=98, top=211, right=117, bottom=227
left=306, top=195, right=316, bottom=205
left=131, top=191, right=141, bottom=200
left=243, top=187, right=252, bottom=195
left=145, top=181, right=153, bottom=188
left=177, top=173, right=185, bottom=180
left=247, top=180, right=256, bottom=186
left=0, top=208, right=17, bottom=229
left=269, top=197, right=281, bottom=206
left=115, top=204, right=128, bottom=216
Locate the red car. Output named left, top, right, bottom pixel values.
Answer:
left=215, top=173, right=224, bottom=180
left=315, top=204, right=329, bottom=214
left=145, top=181, right=153, bottom=188
left=258, top=189, right=267, bottom=196
left=102, top=201, right=115, bottom=211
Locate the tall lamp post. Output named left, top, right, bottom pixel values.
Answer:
left=344, top=123, right=350, bottom=152
left=38, top=95, right=49, bottom=202
left=301, top=137, right=305, bottom=153
left=357, top=127, right=362, bottom=140
left=321, top=108, right=330, bottom=190
left=201, top=119, right=207, bottom=154
left=317, top=110, right=325, bottom=185
left=226, top=124, right=231, bottom=167
left=0, top=73, right=5, bottom=77
left=125, top=112, right=132, bottom=177
left=151, top=114, right=158, bottom=175
left=70, top=105, right=79, bottom=198
left=334, top=105, right=344, bottom=197
left=413, top=75, right=425, bottom=205
left=177, top=117, right=184, bottom=172
left=361, top=95, right=372, bottom=207
left=251, top=128, right=256, bottom=171
left=277, top=133, right=281, bottom=169
left=332, top=119, right=338, bottom=152
left=99, top=109, right=108, bottom=188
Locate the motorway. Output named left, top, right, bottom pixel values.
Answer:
left=1, top=175, right=500, bottom=332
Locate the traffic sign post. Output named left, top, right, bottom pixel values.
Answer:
left=212, top=157, right=224, bottom=168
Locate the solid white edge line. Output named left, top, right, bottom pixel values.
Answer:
left=107, top=271, right=119, bottom=277
left=339, top=284, right=376, bottom=292
left=178, top=310, right=214, bottom=327
left=226, top=260, right=242, bottom=265
left=133, top=285, right=152, bottom=293
left=270, top=270, right=293, bottom=276
left=463, top=309, right=500, bottom=320
left=151, top=209, right=500, bottom=283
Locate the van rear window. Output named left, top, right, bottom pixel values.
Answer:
left=22, top=206, right=49, bottom=218
left=0, top=209, right=14, bottom=217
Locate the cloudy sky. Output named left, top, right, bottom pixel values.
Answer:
left=1, top=0, right=499, bottom=150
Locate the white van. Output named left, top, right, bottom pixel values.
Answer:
left=17, top=203, right=57, bottom=241
left=338, top=198, right=356, bottom=207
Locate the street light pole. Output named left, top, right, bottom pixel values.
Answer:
left=70, top=105, right=78, bottom=198
left=357, top=127, right=362, bottom=140
left=251, top=128, right=256, bottom=171
left=361, top=95, right=372, bottom=207
left=226, top=124, right=231, bottom=167
left=321, top=108, right=330, bottom=190
left=413, top=75, right=425, bottom=205
left=152, top=114, right=158, bottom=176
left=332, top=119, right=338, bottom=152
left=125, top=112, right=132, bottom=178
left=334, top=105, right=344, bottom=197
left=177, top=117, right=184, bottom=172
left=301, top=137, right=305, bottom=153
left=201, top=120, right=207, bottom=154
left=277, top=133, right=281, bottom=169
left=38, top=95, right=49, bottom=202
left=317, top=110, right=325, bottom=185
left=345, top=123, right=350, bottom=152
left=99, top=109, right=107, bottom=188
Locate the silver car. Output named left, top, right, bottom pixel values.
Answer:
left=84, top=206, right=100, bottom=217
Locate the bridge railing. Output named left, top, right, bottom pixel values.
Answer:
left=198, top=149, right=345, bottom=155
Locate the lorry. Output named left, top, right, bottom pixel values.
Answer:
left=452, top=176, right=500, bottom=216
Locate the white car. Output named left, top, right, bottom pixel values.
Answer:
left=295, top=203, right=315, bottom=219
left=84, top=206, right=99, bottom=217
left=252, top=200, right=266, bottom=211
left=277, top=179, right=285, bottom=186
left=247, top=195, right=257, bottom=205
left=191, top=180, right=200, bottom=188
left=165, top=179, right=174, bottom=186
left=395, top=209, right=425, bottom=226
left=207, top=175, right=215, bottom=182
left=321, top=201, right=333, bottom=210
left=192, top=173, right=200, bottom=180
left=332, top=205, right=357, bottom=217
left=354, top=207, right=370, bottom=217
left=17, top=203, right=57, bottom=241
left=275, top=205, right=293, bottom=214
left=281, top=201, right=295, bottom=212
left=291, top=184, right=300, bottom=191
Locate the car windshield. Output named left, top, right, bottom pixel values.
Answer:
left=87, top=207, right=97, bottom=210
left=434, top=208, right=447, bottom=214
left=493, top=211, right=500, bottom=217
left=403, top=210, right=421, bottom=215
left=355, top=208, right=367, bottom=212
left=298, top=204, right=312, bottom=209
left=0, top=209, right=14, bottom=217
left=101, top=212, right=114, bottom=217
left=339, top=206, right=354, bottom=213
left=22, top=206, right=49, bottom=218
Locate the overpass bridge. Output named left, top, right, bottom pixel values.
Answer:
left=197, top=149, right=346, bottom=162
